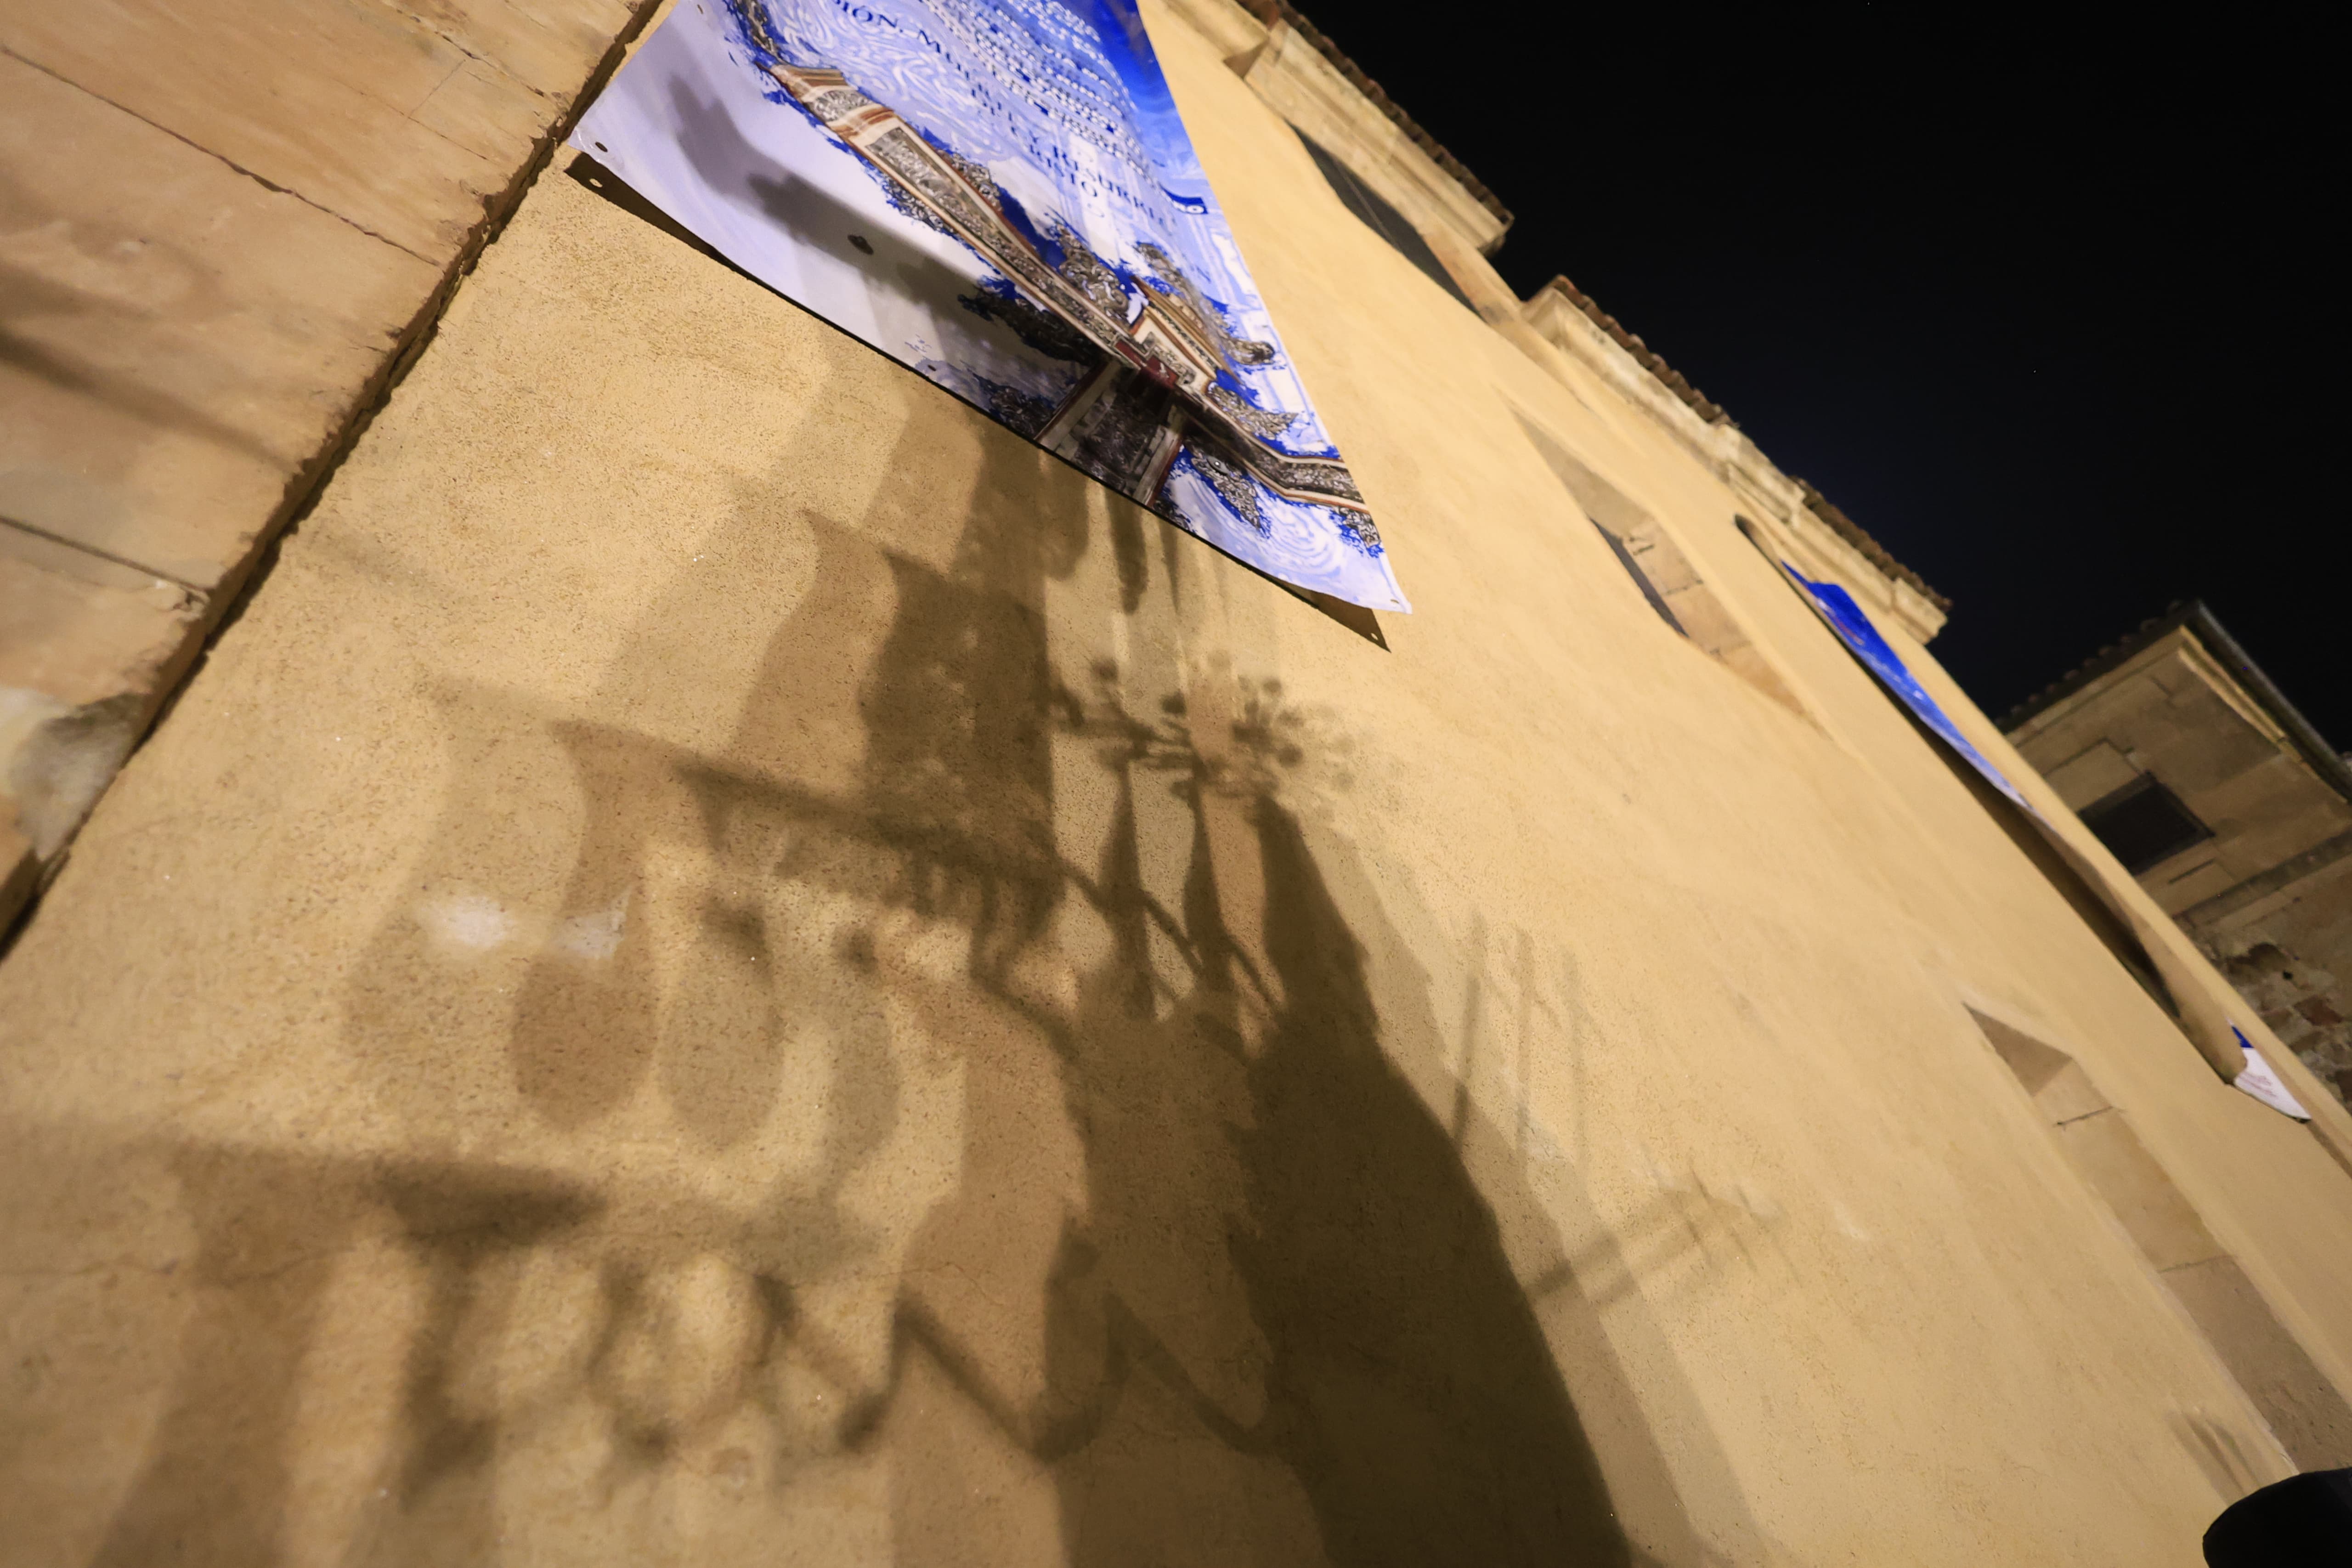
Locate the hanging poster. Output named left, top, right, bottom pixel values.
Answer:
left=571, top=0, right=1408, bottom=612
left=1783, top=566, right=2032, bottom=810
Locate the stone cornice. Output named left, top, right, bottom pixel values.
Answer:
left=1523, top=278, right=1950, bottom=644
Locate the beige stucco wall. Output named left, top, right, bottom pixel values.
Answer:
left=5, top=3, right=2351, bottom=1563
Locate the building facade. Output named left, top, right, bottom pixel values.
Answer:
left=4, top=1, right=2352, bottom=1564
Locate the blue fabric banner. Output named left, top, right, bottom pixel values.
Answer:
left=1784, top=566, right=2032, bottom=811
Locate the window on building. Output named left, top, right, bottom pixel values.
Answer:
left=1968, top=1008, right=2352, bottom=1470
left=2079, top=774, right=2212, bottom=874
left=1591, top=525, right=1685, bottom=635
left=1291, top=127, right=1475, bottom=311
left=1516, top=414, right=1805, bottom=714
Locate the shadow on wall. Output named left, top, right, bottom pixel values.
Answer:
left=0, top=168, right=288, bottom=476
left=72, top=363, right=1753, bottom=1564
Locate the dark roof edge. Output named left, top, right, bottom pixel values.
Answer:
left=1537, top=274, right=1731, bottom=424
left=1537, top=276, right=1950, bottom=615
left=1237, top=0, right=1513, bottom=233
left=2177, top=606, right=2352, bottom=803
left=2000, top=601, right=2200, bottom=731
left=1790, top=480, right=1952, bottom=617
left=2001, top=601, right=2352, bottom=804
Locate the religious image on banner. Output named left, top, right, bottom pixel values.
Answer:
left=571, top=0, right=1409, bottom=613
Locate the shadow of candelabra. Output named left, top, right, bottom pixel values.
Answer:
left=77, top=358, right=1731, bottom=1568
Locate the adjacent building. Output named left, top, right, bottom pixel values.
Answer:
left=2006, top=602, right=2352, bottom=1109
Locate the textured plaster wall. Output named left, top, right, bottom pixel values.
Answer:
left=5, top=3, right=2352, bottom=1564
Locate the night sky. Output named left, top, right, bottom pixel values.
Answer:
left=1309, top=11, right=2342, bottom=744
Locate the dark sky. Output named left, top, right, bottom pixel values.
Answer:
left=1309, top=10, right=2342, bottom=744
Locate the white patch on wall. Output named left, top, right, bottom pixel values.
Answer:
left=417, top=891, right=518, bottom=954
left=413, top=889, right=632, bottom=962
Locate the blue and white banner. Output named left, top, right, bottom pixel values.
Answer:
left=573, top=0, right=1408, bottom=612
left=1783, top=566, right=2032, bottom=810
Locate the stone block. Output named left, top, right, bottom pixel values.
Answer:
left=0, top=521, right=204, bottom=927
left=414, top=55, right=563, bottom=166
left=404, top=0, right=639, bottom=100
left=0, top=0, right=645, bottom=933
left=2163, top=1255, right=2352, bottom=1471
left=2053, top=1107, right=2225, bottom=1274
left=2, top=0, right=496, bottom=264
left=0, top=0, right=636, bottom=264
left=0, top=51, right=438, bottom=589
